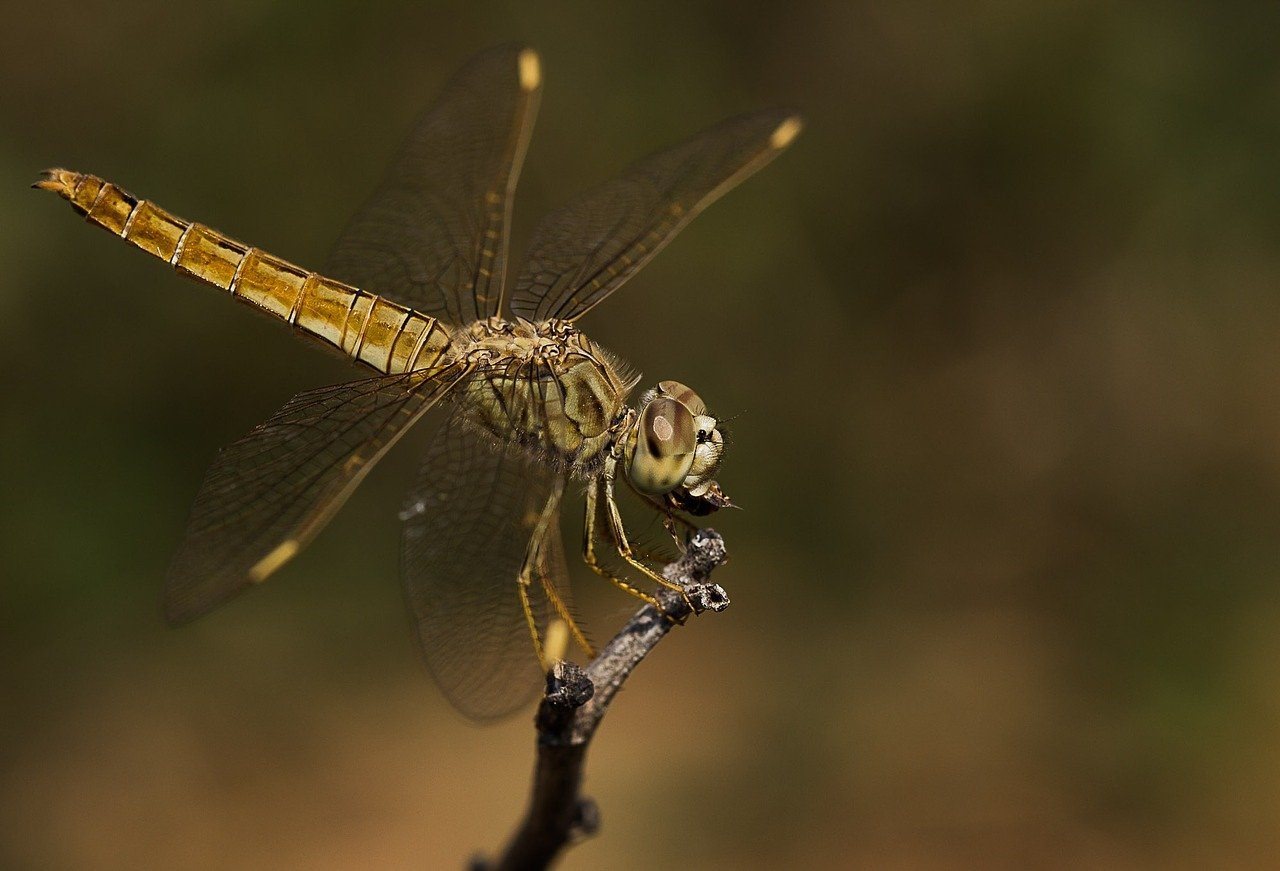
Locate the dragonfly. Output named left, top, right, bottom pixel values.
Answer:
left=36, top=45, right=800, bottom=720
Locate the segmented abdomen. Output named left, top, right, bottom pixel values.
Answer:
left=36, top=169, right=451, bottom=375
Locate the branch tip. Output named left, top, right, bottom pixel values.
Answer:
left=487, top=528, right=730, bottom=870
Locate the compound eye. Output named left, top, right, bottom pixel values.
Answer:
left=628, top=397, right=696, bottom=494
left=657, top=380, right=707, bottom=417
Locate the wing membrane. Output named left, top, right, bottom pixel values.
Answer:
left=327, top=44, right=540, bottom=323
left=509, top=109, right=801, bottom=322
left=400, top=410, right=573, bottom=721
left=164, top=363, right=469, bottom=624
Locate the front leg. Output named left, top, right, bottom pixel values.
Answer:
left=599, top=456, right=695, bottom=609
left=622, top=474, right=698, bottom=550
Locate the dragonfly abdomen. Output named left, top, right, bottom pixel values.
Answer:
left=35, top=169, right=451, bottom=374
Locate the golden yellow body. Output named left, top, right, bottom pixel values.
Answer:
left=36, top=169, right=451, bottom=375
left=34, top=44, right=799, bottom=720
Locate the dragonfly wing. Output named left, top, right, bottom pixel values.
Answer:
left=164, top=362, right=470, bottom=624
left=509, top=108, right=801, bottom=323
left=327, top=44, right=540, bottom=323
left=400, top=410, right=573, bottom=721
left=535, top=485, right=591, bottom=654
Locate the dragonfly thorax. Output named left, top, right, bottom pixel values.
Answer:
left=455, top=318, right=638, bottom=475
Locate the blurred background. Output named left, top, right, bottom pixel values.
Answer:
left=5, top=1, right=1280, bottom=867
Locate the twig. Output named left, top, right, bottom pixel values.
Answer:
left=473, top=529, right=730, bottom=871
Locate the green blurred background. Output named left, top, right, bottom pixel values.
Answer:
left=6, top=1, right=1280, bottom=868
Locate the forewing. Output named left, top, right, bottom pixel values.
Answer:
left=509, top=108, right=801, bottom=322
left=164, top=363, right=469, bottom=624
left=400, top=411, right=571, bottom=721
left=327, top=44, right=541, bottom=323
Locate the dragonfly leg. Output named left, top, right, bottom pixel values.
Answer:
left=516, top=576, right=547, bottom=671
left=539, top=573, right=595, bottom=659
left=583, top=478, right=665, bottom=610
left=600, top=459, right=696, bottom=612
left=520, top=481, right=596, bottom=666
left=622, top=475, right=698, bottom=550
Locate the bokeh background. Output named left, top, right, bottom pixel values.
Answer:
left=6, top=1, right=1280, bottom=868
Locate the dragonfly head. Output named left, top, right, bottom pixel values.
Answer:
left=625, top=380, right=729, bottom=513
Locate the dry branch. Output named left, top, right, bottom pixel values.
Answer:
left=474, top=529, right=730, bottom=870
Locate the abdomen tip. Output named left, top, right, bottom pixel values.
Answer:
left=33, top=168, right=79, bottom=197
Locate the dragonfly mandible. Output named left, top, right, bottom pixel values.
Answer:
left=36, top=45, right=800, bottom=720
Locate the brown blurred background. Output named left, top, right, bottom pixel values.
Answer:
left=6, top=1, right=1280, bottom=868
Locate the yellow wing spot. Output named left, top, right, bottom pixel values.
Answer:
left=770, top=116, right=803, bottom=150
left=518, top=48, right=541, bottom=91
left=544, top=619, right=570, bottom=665
left=249, top=540, right=299, bottom=584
